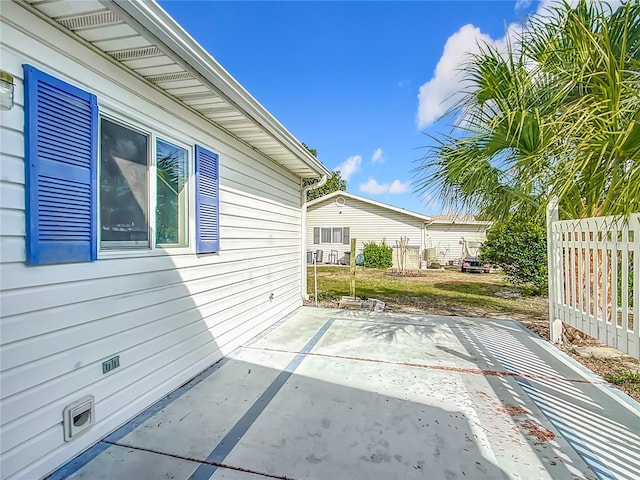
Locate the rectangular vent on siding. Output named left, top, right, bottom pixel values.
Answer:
left=57, top=11, right=122, bottom=30
left=109, top=46, right=164, bottom=61
left=63, top=395, right=95, bottom=442
left=145, top=72, right=194, bottom=84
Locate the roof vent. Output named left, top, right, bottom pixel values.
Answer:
left=145, top=72, right=194, bottom=84
left=109, top=46, right=164, bottom=62
left=175, top=91, right=218, bottom=101
left=57, top=11, right=122, bottom=31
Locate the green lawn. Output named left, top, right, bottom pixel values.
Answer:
left=306, top=266, right=548, bottom=322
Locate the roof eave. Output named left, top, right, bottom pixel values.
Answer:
left=308, top=191, right=433, bottom=222
left=100, top=0, right=329, bottom=178
left=429, top=220, right=494, bottom=226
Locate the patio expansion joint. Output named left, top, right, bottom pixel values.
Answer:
left=240, top=345, right=608, bottom=386
left=99, top=440, right=299, bottom=480
left=328, top=315, right=503, bottom=329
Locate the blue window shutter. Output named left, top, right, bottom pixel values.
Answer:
left=23, top=65, right=98, bottom=265
left=195, top=145, right=220, bottom=254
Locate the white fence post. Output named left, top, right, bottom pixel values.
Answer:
left=547, top=198, right=563, bottom=343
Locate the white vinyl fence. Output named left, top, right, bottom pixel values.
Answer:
left=547, top=204, right=639, bottom=359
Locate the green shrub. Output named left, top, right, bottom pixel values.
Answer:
left=604, top=369, right=640, bottom=385
left=480, top=215, right=548, bottom=294
left=362, top=240, right=392, bottom=269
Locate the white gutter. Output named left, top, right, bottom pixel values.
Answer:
left=101, top=0, right=329, bottom=178
left=300, top=175, right=327, bottom=301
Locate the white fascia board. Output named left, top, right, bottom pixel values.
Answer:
left=307, top=191, right=433, bottom=222
left=100, top=0, right=329, bottom=178
left=429, top=220, right=494, bottom=226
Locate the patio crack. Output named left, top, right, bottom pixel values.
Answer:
left=101, top=440, right=298, bottom=480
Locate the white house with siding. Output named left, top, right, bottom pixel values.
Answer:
left=306, top=191, right=492, bottom=266
left=0, top=1, right=329, bottom=479
left=425, top=215, right=494, bottom=264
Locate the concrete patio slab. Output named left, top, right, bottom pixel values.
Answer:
left=62, top=443, right=203, bottom=480
left=115, top=349, right=297, bottom=460
left=51, top=307, right=640, bottom=480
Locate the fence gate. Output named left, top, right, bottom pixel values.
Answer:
left=547, top=207, right=639, bottom=360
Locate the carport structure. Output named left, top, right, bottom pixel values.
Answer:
left=51, top=308, right=639, bottom=480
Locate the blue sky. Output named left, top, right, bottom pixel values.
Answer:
left=159, top=0, right=544, bottom=215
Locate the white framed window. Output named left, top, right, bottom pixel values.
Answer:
left=100, top=117, right=150, bottom=249
left=321, top=227, right=332, bottom=243
left=99, top=116, right=190, bottom=251
left=332, top=227, right=342, bottom=243
left=313, top=226, right=350, bottom=245
left=22, top=65, right=220, bottom=265
left=156, top=138, right=188, bottom=247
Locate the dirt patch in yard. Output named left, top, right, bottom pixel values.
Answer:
left=305, top=266, right=640, bottom=402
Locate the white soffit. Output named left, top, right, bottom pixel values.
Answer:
left=22, top=0, right=329, bottom=178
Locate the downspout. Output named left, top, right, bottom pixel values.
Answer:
left=301, top=175, right=327, bottom=301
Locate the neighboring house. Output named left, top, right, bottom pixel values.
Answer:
left=306, top=191, right=431, bottom=266
left=0, top=2, right=329, bottom=479
left=306, top=192, right=492, bottom=266
left=425, top=215, right=494, bottom=264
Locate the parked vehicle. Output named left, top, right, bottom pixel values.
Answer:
left=461, top=257, right=491, bottom=273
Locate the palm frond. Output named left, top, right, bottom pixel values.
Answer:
left=415, top=0, right=640, bottom=220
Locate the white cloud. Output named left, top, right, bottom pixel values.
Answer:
left=335, top=155, right=361, bottom=181
left=416, top=24, right=500, bottom=129
left=389, top=179, right=411, bottom=194
left=359, top=178, right=411, bottom=195
left=417, top=0, right=623, bottom=129
left=371, top=147, right=384, bottom=164
left=538, top=0, right=623, bottom=11
left=515, top=0, right=532, bottom=10
left=360, top=178, right=389, bottom=195
left=548, top=0, right=623, bottom=12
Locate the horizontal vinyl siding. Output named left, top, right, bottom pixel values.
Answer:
left=425, top=224, right=488, bottom=262
left=0, top=5, right=304, bottom=480
left=306, top=195, right=424, bottom=262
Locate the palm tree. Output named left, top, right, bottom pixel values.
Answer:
left=415, top=0, right=640, bottom=221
